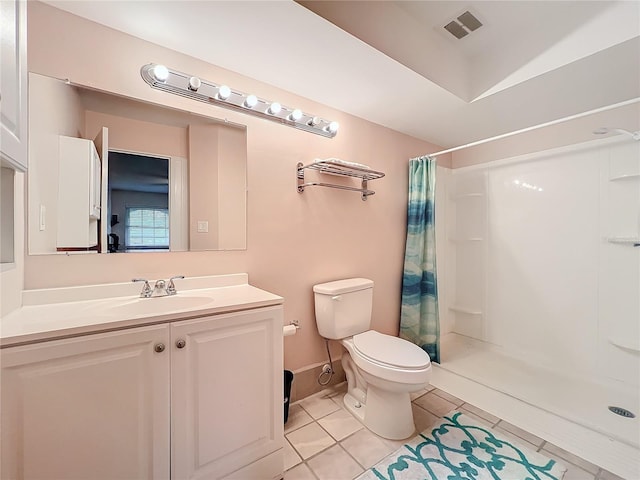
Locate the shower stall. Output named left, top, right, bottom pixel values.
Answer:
left=435, top=136, right=640, bottom=461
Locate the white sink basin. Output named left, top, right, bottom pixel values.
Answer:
left=106, top=295, right=214, bottom=316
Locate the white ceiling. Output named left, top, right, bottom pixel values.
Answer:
left=43, top=0, right=640, bottom=148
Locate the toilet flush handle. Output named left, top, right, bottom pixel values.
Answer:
left=332, top=295, right=342, bottom=301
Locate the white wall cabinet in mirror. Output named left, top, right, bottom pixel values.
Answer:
left=57, top=135, right=102, bottom=250
left=28, top=73, right=247, bottom=255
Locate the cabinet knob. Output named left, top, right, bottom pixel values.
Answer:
left=176, top=339, right=186, bottom=349
left=154, top=343, right=166, bottom=353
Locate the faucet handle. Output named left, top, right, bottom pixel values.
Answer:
left=132, top=278, right=152, bottom=298
left=167, top=275, right=185, bottom=295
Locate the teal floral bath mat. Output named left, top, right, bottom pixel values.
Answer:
left=357, top=412, right=566, bottom=480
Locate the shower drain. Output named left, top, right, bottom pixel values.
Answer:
left=608, top=406, right=636, bottom=418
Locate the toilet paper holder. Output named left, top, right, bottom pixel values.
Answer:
left=283, top=320, right=301, bottom=337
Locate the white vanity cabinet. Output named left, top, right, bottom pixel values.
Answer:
left=171, top=307, right=284, bottom=479
left=0, top=0, right=28, bottom=171
left=1, top=305, right=284, bottom=480
left=0, top=324, right=171, bottom=479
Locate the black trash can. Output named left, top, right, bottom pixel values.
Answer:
left=284, top=370, right=294, bottom=424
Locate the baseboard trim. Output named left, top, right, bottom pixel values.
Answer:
left=289, top=358, right=346, bottom=404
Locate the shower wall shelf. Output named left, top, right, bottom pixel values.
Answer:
left=448, top=237, right=484, bottom=243
left=297, top=158, right=385, bottom=201
left=609, top=336, right=640, bottom=352
left=609, top=173, right=640, bottom=181
left=606, top=237, right=640, bottom=247
left=451, top=193, right=485, bottom=201
left=448, top=305, right=483, bottom=315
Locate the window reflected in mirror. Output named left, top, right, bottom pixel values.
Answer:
left=108, top=152, right=170, bottom=252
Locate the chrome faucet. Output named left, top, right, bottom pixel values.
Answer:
left=167, top=275, right=185, bottom=295
left=133, top=275, right=185, bottom=298
left=133, top=278, right=152, bottom=298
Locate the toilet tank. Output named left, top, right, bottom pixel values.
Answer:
left=313, top=278, right=374, bottom=339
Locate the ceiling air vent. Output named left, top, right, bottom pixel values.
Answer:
left=444, top=10, right=483, bottom=40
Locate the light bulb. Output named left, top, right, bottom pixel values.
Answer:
left=151, top=64, right=169, bottom=82
left=288, top=109, right=303, bottom=122
left=326, top=121, right=339, bottom=134
left=268, top=102, right=282, bottom=115
left=307, top=116, right=320, bottom=126
left=217, top=85, right=231, bottom=100
left=244, top=95, right=258, bottom=108
left=188, top=76, right=201, bottom=91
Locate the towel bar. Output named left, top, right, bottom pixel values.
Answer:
left=296, top=159, right=384, bottom=201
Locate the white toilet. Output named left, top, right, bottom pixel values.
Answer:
left=313, top=278, right=432, bottom=440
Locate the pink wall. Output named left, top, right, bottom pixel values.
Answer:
left=85, top=111, right=188, bottom=159
left=188, top=124, right=219, bottom=250
left=28, top=73, right=86, bottom=254
left=217, top=125, right=247, bottom=250
left=25, top=2, right=447, bottom=371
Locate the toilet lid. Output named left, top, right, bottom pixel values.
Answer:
left=352, top=330, right=431, bottom=369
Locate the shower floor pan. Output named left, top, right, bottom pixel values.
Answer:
left=438, top=333, right=639, bottom=449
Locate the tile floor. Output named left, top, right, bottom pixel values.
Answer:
left=283, top=383, right=625, bottom=480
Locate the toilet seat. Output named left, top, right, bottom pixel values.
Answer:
left=342, top=330, right=431, bottom=385
left=353, top=330, right=431, bottom=370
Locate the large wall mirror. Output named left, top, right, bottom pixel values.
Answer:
left=28, top=73, right=247, bottom=255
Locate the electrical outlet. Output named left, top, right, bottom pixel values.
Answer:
left=197, top=221, right=209, bottom=233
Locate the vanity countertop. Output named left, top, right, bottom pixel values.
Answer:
left=1, top=274, right=283, bottom=348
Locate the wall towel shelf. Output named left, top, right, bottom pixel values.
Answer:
left=297, top=158, right=385, bottom=201
left=606, top=237, right=640, bottom=247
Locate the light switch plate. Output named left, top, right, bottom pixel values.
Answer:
left=39, top=205, right=46, bottom=231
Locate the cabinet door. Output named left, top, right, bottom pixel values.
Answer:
left=171, top=306, right=284, bottom=480
left=0, top=0, right=27, bottom=171
left=1, top=325, right=170, bottom=480
left=93, top=127, right=108, bottom=252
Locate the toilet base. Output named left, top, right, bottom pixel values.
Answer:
left=343, top=387, right=416, bottom=440
left=343, top=391, right=366, bottom=423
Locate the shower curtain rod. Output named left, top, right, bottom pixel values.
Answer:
left=417, top=97, right=640, bottom=159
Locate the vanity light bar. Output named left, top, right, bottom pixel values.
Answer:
left=140, top=63, right=339, bottom=138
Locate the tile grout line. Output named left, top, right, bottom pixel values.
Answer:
left=431, top=388, right=465, bottom=407
left=333, top=442, right=367, bottom=478
left=290, top=429, right=363, bottom=478
left=285, top=393, right=349, bottom=469
left=412, top=398, right=447, bottom=419
left=459, top=401, right=501, bottom=427
left=286, top=419, right=336, bottom=466
left=284, top=436, right=306, bottom=467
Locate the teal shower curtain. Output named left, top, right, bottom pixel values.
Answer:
left=400, top=156, right=440, bottom=363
